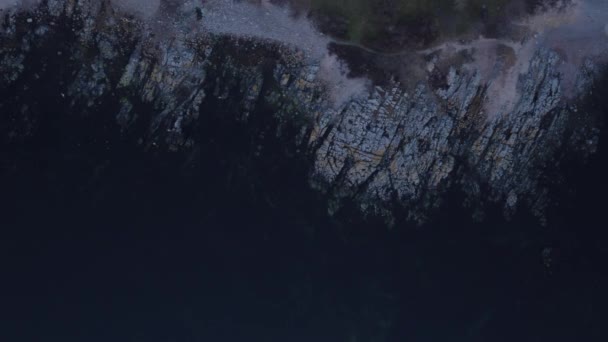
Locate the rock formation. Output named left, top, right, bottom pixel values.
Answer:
left=0, top=0, right=602, bottom=224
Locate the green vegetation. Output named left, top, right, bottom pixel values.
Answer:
left=309, top=0, right=375, bottom=43
left=308, top=0, right=517, bottom=47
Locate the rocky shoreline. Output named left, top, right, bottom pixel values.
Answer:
left=0, top=0, right=603, bottom=225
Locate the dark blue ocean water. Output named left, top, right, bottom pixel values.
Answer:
left=1, top=31, right=608, bottom=341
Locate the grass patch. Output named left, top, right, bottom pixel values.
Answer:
left=309, top=0, right=517, bottom=47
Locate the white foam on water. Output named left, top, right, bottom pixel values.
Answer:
left=199, top=0, right=330, bottom=60
left=424, top=0, right=608, bottom=118
left=4, top=0, right=608, bottom=112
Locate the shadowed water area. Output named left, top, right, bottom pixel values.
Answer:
left=1, top=1, right=608, bottom=341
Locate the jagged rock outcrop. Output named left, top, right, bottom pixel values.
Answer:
left=0, top=0, right=601, bottom=224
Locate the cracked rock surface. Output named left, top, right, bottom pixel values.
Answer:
left=0, top=0, right=602, bottom=224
